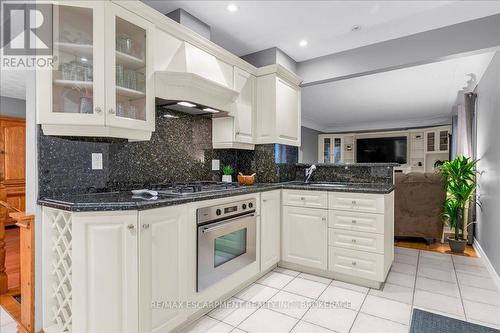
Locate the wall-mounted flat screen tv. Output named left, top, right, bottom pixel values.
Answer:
left=356, top=137, right=407, bottom=164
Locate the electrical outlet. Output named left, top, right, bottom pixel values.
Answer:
left=211, top=159, right=220, bottom=171
left=92, top=153, right=103, bottom=170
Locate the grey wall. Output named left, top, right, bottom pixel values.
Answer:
left=300, top=126, right=320, bottom=163
left=242, top=47, right=297, bottom=73
left=165, top=8, right=211, bottom=40
left=475, top=51, right=500, bottom=276
left=0, top=95, right=26, bottom=118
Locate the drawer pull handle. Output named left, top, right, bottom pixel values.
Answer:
left=127, top=224, right=135, bottom=230
left=351, top=239, right=357, bottom=243
left=142, top=224, right=150, bottom=229
left=351, top=261, right=357, bottom=266
left=351, top=220, right=357, bottom=224
left=322, top=217, right=326, bottom=221
left=301, top=197, right=305, bottom=200
left=351, top=200, right=357, bottom=205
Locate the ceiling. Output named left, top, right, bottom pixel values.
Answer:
left=0, top=70, right=26, bottom=100
left=143, top=1, right=500, bottom=61
left=301, top=52, right=496, bottom=133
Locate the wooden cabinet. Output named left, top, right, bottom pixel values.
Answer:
left=212, top=67, right=256, bottom=150
left=38, top=1, right=155, bottom=140
left=260, top=190, right=281, bottom=272
left=139, top=205, right=187, bottom=333
left=71, top=211, right=139, bottom=333
left=282, top=206, right=328, bottom=270
left=255, top=65, right=302, bottom=147
left=0, top=117, right=25, bottom=225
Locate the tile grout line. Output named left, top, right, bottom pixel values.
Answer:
left=409, top=249, right=421, bottom=324
left=347, top=285, right=369, bottom=333
left=451, top=255, right=468, bottom=321
left=288, top=278, right=340, bottom=333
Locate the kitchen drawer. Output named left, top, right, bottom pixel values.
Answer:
left=328, top=210, right=384, bottom=234
left=329, top=192, right=384, bottom=214
left=328, top=247, right=384, bottom=281
left=328, top=229, right=384, bottom=254
left=283, top=190, right=328, bottom=209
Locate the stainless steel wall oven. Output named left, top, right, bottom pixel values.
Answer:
left=197, top=198, right=257, bottom=291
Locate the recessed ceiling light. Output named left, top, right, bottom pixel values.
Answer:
left=227, top=4, right=238, bottom=12
left=163, top=114, right=179, bottom=119
left=351, top=25, right=362, bottom=32
left=203, top=108, right=220, bottom=113
left=177, top=101, right=196, bottom=107
left=80, top=57, right=88, bottom=62
left=299, top=40, right=308, bottom=47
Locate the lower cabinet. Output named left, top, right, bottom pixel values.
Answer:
left=139, top=205, right=188, bottom=333
left=71, top=211, right=139, bottom=333
left=261, top=190, right=281, bottom=271
left=282, top=206, right=328, bottom=270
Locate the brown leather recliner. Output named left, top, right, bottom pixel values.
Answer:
left=394, top=172, right=447, bottom=243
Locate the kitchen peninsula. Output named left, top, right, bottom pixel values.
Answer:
left=39, top=163, right=395, bottom=333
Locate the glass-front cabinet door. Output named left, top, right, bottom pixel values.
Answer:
left=105, top=3, right=154, bottom=132
left=38, top=1, right=105, bottom=126
left=319, top=135, right=343, bottom=163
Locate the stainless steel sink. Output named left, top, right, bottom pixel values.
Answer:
left=304, top=183, right=349, bottom=187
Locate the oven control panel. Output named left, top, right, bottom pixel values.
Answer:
left=197, top=198, right=256, bottom=224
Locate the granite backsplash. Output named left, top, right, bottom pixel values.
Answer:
left=294, top=163, right=394, bottom=184
left=38, top=110, right=298, bottom=196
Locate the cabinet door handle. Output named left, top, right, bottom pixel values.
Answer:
left=322, top=217, right=326, bottom=221
left=127, top=224, right=135, bottom=230
left=300, top=197, right=305, bottom=200
left=351, top=220, right=357, bottom=224
left=262, top=199, right=267, bottom=203
left=109, top=108, right=116, bottom=114
left=142, top=223, right=150, bottom=229
left=351, top=261, right=357, bottom=266
left=95, top=107, right=102, bottom=114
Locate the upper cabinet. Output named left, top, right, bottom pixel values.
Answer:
left=425, top=127, right=450, bottom=153
left=255, top=65, right=302, bottom=147
left=212, top=67, right=256, bottom=150
left=37, top=1, right=154, bottom=140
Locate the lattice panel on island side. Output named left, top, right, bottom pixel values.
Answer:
left=50, top=210, right=73, bottom=332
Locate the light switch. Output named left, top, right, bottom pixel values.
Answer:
left=92, top=153, right=103, bottom=170
left=211, top=159, right=220, bottom=171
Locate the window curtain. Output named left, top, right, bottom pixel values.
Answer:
left=456, top=92, right=477, bottom=244
left=456, top=93, right=476, bottom=158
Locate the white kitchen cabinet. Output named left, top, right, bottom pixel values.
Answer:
left=282, top=206, right=328, bottom=270
left=282, top=189, right=328, bottom=209
left=37, top=1, right=155, bottom=140
left=139, top=205, right=188, bottom=333
left=70, top=211, right=139, bottom=333
left=328, top=191, right=394, bottom=287
left=212, top=67, right=256, bottom=150
left=255, top=65, right=302, bottom=147
left=260, top=190, right=281, bottom=271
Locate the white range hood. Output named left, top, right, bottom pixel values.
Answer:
left=155, top=41, right=239, bottom=114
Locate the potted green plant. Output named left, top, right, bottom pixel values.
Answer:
left=222, top=165, right=234, bottom=183
left=439, top=156, right=478, bottom=253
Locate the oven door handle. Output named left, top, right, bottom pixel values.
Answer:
left=201, top=213, right=256, bottom=234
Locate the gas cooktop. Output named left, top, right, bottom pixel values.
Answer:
left=150, top=181, right=240, bottom=195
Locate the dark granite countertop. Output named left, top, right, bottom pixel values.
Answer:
left=38, top=182, right=394, bottom=212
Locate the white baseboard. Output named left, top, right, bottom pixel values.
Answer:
left=473, top=238, right=500, bottom=292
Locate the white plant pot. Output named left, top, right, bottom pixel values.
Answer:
left=222, top=175, right=232, bottom=183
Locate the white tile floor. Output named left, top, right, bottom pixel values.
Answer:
left=182, top=247, right=500, bottom=333
left=0, top=307, right=17, bottom=333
